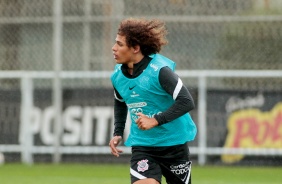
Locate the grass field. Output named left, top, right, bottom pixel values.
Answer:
left=0, top=163, right=281, bottom=184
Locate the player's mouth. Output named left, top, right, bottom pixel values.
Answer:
left=113, top=53, right=118, bottom=59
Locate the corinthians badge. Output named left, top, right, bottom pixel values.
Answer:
left=137, top=159, right=149, bottom=172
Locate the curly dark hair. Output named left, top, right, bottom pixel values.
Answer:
left=117, top=18, right=168, bottom=56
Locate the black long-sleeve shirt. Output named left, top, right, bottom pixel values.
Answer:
left=113, top=55, right=195, bottom=137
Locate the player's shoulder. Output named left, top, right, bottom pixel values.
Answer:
left=159, top=66, right=176, bottom=79
left=111, top=64, right=122, bottom=76
left=113, top=64, right=122, bottom=72
left=150, top=54, right=176, bottom=71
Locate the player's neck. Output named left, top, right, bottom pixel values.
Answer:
left=127, top=54, right=144, bottom=75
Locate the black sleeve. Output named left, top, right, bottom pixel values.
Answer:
left=154, top=67, right=195, bottom=125
left=113, top=88, right=128, bottom=137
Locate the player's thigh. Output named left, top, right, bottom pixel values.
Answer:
left=162, top=160, right=192, bottom=184
left=130, top=155, right=162, bottom=184
left=161, top=143, right=192, bottom=184
left=133, top=178, right=160, bottom=184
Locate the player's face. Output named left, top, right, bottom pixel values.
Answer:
left=112, top=34, right=135, bottom=64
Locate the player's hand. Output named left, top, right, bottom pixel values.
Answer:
left=109, top=136, right=123, bottom=157
left=136, top=113, right=159, bottom=130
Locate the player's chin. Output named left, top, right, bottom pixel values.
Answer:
left=115, top=59, right=125, bottom=64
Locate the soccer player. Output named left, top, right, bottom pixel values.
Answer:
left=109, top=18, right=197, bottom=184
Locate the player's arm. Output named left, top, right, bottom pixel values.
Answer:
left=113, top=88, right=127, bottom=137
left=154, top=66, right=195, bottom=125
left=109, top=88, right=127, bottom=157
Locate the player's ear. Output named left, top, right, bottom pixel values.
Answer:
left=132, top=45, right=140, bottom=53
